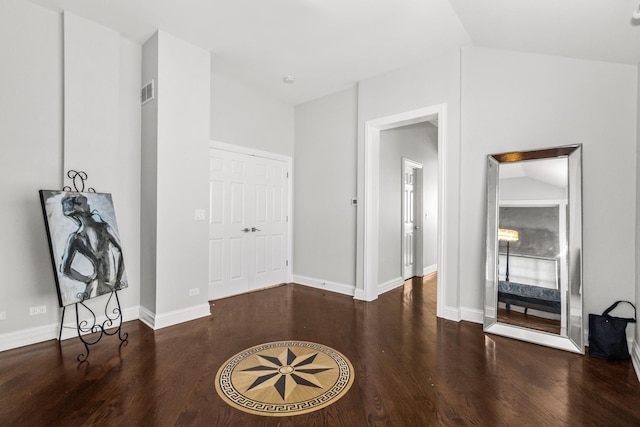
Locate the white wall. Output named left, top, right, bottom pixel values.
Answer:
left=140, top=32, right=159, bottom=314
left=211, top=71, right=294, bottom=156
left=357, top=52, right=462, bottom=316
left=115, top=37, right=142, bottom=322
left=140, top=31, right=211, bottom=327
left=62, top=12, right=142, bottom=324
left=460, top=47, right=637, bottom=330
left=0, top=0, right=63, bottom=338
left=63, top=12, right=119, bottom=184
left=0, top=1, right=294, bottom=349
left=0, top=0, right=141, bottom=349
left=422, top=124, right=439, bottom=271
left=293, top=87, right=358, bottom=292
left=378, top=122, right=437, bottom=285
left=635, top=63, right=640, bottom=376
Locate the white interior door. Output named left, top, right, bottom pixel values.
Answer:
left=402, top=159, right=423, bottom=280
left=208, top=148, right=289, bottom=299
left=251, top=156, right=289, bottom=289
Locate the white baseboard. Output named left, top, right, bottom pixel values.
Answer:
left=378, top=276, right=404, bottom=295
left=0, top=305, right=140, bottom=352
left=423, top=264, right=437, bottom=276
left=59, top=305, right=140, bottom=340
left=353, top=288, right=365, bottom=300
left=442, top=305, right=484, bottom=324
left=632, top=340, right=640, bottom=384
left=442, top=305, right=462, bottom=322
left=0, top=323, right=59, bottom=353
left=461, top=306, right=484, bottom=324
left=292, top=275, right=356, bottom=297
left=139, top=303, right=211, bottom=330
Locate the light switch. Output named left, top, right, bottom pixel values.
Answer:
left=195, top=209, right=206, bottom=221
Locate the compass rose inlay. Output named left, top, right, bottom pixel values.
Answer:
left=215, top=341, right=355, bottom=417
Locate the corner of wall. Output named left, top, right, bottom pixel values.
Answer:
left=140, top=304, right=211, bottom=330
left=292, top=275, right=357, bottom=298
left=632, top=340, right=640, bottom=384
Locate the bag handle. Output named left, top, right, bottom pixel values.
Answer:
left=602, top=300, right=636, bottom=323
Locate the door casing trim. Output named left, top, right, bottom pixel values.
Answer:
left=359, top=104, right=447, bottom=320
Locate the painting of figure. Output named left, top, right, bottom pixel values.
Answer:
left=39, top=190, right=128, bottom=307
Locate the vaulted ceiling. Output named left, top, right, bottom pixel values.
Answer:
left=28, top=0, right=640, bottom=105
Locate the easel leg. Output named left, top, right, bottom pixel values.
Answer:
left=58, top=306, right=66, bottom=341
left=75, top=303, right=91, bottom=363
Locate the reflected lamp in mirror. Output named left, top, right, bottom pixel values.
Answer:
left=498, top=228, right=519, bottom=242
left=484, top=145, right=583, bottom=354
left=498, top=228, right=519, bottom=282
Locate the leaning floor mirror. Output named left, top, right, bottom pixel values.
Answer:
left=484, top=145, right=583, bottom=353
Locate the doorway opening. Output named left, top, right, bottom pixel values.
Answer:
left=401, top=158, right=424, bottom=281
left=358, top=104, right=447, bottom=318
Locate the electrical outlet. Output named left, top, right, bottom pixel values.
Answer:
left=0, top=311, right=6, bottom=320
left=189, top=288, right=200, bottom=297
left=29, top=306, right=46, bottom=316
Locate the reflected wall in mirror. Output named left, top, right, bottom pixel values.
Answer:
left=484, top=145, right=583, bottom=353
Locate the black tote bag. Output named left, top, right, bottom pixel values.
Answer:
left=588, top=301, right=636, bottom=360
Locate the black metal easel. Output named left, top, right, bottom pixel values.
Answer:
left=58, top=170, right=128, bottom=362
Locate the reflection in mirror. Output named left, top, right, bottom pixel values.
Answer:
left=484, top=145, right=583, bottom=353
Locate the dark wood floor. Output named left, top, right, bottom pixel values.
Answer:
left=2, top=275, right=640, bottom=426
left=497, top=307, right=561, bottom=335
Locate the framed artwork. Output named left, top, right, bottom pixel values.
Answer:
left=39, top=190, right=128, bottom=307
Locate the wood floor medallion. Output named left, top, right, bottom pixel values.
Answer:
left=215, top=340, right=354, bottom=417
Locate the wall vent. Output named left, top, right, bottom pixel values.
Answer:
left=141, top=80, right=154, bottom=105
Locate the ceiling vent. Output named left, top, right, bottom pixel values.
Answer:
left=141, top=80, right=154, bottom=105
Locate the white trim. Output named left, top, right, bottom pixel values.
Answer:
left=138, top=305, right=156, bottom=330
left=0, top=323, right=58, bottom=353
left=485, top=322, right=583, bottom=354
left=361, top=104, right=448, bottom=321
left=423, top=264, right=437, bottom=276
left=500, top=199, right=567, bottom=207
left=443, top=305, right=461, bottom=322
left=292, top=275, right=356, bottom=297
left=378, top=276, right=404, bottom=295
left=210, top=140, right=291, bottom=163
left=0, top=306, right=140, bottom=352
left=631, top=340, right=640, bottom=384
left=139, top=303, right=210, bottom=330
left=58, top=305, right=140, bottom=340
left=461, top=306, right=484, bottom=324
left=208, top=140, right=294, bottom=292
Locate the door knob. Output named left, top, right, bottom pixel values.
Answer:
left=241, top=228, right=250, bottom=233
left=251, top=227, right=261, bottom=232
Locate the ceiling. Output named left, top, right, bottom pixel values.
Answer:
left=28, top=0, right=640, bottom=105
left=500, top=158, right=568, bottom=189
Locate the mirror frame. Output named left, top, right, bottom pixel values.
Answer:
left=484, top=145, right=584, bottom=354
